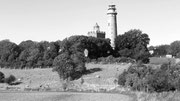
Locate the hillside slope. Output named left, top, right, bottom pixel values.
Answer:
left=0, top=63, right=131, bottom=91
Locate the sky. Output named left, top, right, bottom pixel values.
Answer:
left=0, top=0, right=180, bottom=46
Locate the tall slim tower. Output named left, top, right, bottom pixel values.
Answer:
left=107, top=4, right=117, bottom=49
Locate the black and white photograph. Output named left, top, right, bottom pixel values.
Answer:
left=0, top=0, right=180, bottom=101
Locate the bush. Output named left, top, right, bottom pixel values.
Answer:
left=71, top=52, right=86, bottom=73
left=53, top=52, right=75, bottom=80
left=118, top=63, right=180, bottom=93
left=95, top=56, right=135, bottom=64
left=0, top=71, right=5, bottom=83
left=4, top=75, right=16, bottom=85
left=118, top=70, right=127, bottom=86
left=97, top=55, right=115, bottom=64
left=53, top=51, right=86, bottom=80
left=116, top=57, right=136, bottom=63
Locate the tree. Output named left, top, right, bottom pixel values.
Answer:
left=133, top=43, right=150, bottom=63
left=60, top=35, right=112, bottom=59
left=53, top=52, right=75, bottom=80
left=53, top=36, right=100, bottom=80
left=0, top=40, right=21, bottom=67
left=18, top=40, right=38, bottom=68
left=18, top=40, right=53, bottom=68
left=170, top=41, right=180, bottom=57
left=90, top=37, right=112, bottom=57
left=0, top=39, right=59, bottom=68
left=43, top=42, right=60, bottom=66
left=70, top=51, right=86, bottom=73
left=26, top=48, right=42, bottom=67
left=115, top=29, right=150, bottom=63
left=18, top=40, right=37, bottom=51
left=153, top=45, right=171, bottom=57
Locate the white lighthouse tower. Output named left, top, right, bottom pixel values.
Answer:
left=107, top=4, right=117, bottom=49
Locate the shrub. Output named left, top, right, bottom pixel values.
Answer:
left=71, top=52, right=86, bottom=73
left=118, top=70, right=127, bottom=86
left=97, top=55, right=116, bottom=64
left=95, top=56, right=135, bottom=64
left=0, top=71, right=5, bottom=83
left=105, top=55, right=116, bottom=63
left=53, top=52, right=75, bottom=80
left=53, top=51, right=86, bottom=80
left=118, top=63, right=180, bottom=93
left=4, top=75, right=16, bottom=85
left=116, top=57, right=136, bottom=63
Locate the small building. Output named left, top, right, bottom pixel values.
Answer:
left=87, top=23, right=106, bottom=38
left=166, top=54, right=173, bottom=58
left=149, top=50, right=154, bottom=55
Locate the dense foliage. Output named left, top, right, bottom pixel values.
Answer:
left=0, top=71, right=16, bottom=85
left=4, top=75, right=16, bottom=85
left=0, top=29, right=152, bottom=68
left=53, top=51, right=86, bottom=80
left=53, top=36, right=113, bottom=80
left=0, top=71, right=5, bottom=83
left=0, top=36, right=113, bottom=68
left=60, top=35, right=113, bottom=59
left=149, top=41, right=180, bottom=58
left=94, top=55, right=135, bottom=64
left=0, top=40, right=21, bottom=67
left=0, top=40, right=61, bottom=68
left=118, top=63, right=180, bottom=93
left=115, top=29, right=150, bottom=63
left=170, top=41, right=180, bottom=57
left=149, top=45, right=171, bottom=57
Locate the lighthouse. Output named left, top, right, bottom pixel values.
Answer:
left=107, top=4, right=117, bottom=49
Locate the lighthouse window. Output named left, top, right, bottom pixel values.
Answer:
left=108, top=23, right=110, bottom=26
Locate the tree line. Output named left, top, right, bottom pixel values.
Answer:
left=149, top=41, right=180, bottom=58
left=0, top=29, right=150, bottom=69
left=0, top=39, right=61, bottom=68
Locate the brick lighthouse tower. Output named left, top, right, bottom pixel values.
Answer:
left=107, top=4, right=117, bottom=49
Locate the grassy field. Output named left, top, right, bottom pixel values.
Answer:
left=0, top=67, right=61, bottom=90
left=0, top=63, right=133, bottom=101
left=1, top=62, right=180, bottom=101
left=0, top=63, right=131, bottom=90
left=149, top=57, right=176, bottom=65
left=0, top=91, right=133, bottom=101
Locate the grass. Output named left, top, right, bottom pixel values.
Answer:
left=149, top=57, right=176, bottom=65
left=0, top=63, right=133, bottom=101
left=1, top=62, right=180, bottom=101
left=135, top=91, right=180, bottom=101
left=0, top=91, right=133, bottom=101
left=0, top=63, right=131, bottom=91
left=0, top=68, right=61, bottom=90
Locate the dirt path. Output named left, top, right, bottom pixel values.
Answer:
left=0, top=91, right=134, bottom=101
